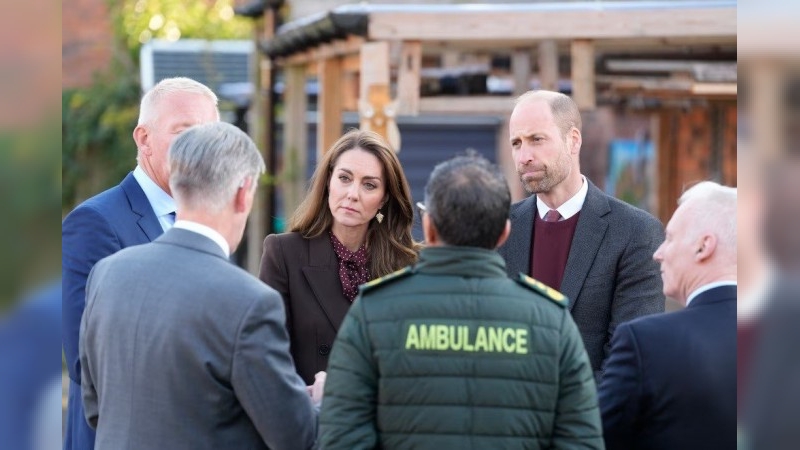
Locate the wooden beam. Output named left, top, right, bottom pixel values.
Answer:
left=282, top=65, right=308, bottom=219
left=367, top=6, right=736, bottom=41
left=419, top=96, right=515, bottom=115
left=397, top=41, right=422, bottom=115
left=511, top=49, right=531, bottom=96
left=317, top=57, right=344, bottom=158
left=538, top=40, right=559, bottom=92
left=360, top=41, right=390, bottom=101
left=571, top=39, right=595, bottom=110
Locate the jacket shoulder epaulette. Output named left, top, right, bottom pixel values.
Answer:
left=360, top=266, right=414, bottom=294
left=515, top=273, right=568, bottom=308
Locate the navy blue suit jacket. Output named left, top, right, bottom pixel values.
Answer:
left=62, top=172, right=163, bottom=450
left=598, top=285, right=737, bottom=450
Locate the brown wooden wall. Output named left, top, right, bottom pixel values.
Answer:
left=657, top=101, right=738, bottom=224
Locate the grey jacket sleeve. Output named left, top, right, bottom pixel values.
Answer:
left=79, top=262, right=104, bottom=429
left=553, top=311, right=604, bottom=449
left=230, top=289, right=317, bottom=450
left=605, top=213, right=664, bottom=367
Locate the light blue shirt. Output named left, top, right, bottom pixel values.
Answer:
left=536, top=175, right=589, bottom=221
left=132, top=165, right=176, bottom=232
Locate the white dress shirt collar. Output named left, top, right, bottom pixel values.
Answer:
left=686, top=280, right=737, bottom=306
left=173, top=220, right=230, bottom=257
left=536, top=175, right=588, bottom=220
left=133, top=165, right=176, bottom=232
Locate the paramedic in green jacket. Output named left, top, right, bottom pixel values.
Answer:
left=319, top=152, right=603, bottom=449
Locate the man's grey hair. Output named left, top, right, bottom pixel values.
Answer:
left=424, top=151, right=510, bottom=249
left=138, top=77, right=219, bottom=126
left=168, top=122, right=265, bottom=212
left=678, top=181, right=737, bottom=257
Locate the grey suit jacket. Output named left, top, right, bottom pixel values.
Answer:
left=498, top=180, right=665, bottom=375
left=259, top=232, right=351, bottom=385
left=80, top=228, right=317, bottom=450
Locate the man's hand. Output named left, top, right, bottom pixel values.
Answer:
left=307, top=371, right=326, bottom=406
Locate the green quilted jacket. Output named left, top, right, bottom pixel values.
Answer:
left=319, top=246, right=603, bottom=450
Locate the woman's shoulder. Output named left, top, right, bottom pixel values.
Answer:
left=267, top=231, right=306, bottom=244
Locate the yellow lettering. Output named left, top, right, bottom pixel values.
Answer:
left=488, top=327, right=503, bottom=352
left=419, top=325, right=436, bottom=350
left=502, top=328, right=516, bottom=353
left=436, top=325, right=448, bottom=350
left=449, top=325, right=462, bottom=350
left=516, top=328, right=528, bottom=354
left=474, top=327, right=488, bottom=352
left=405, top=324, right=419, bottom=350
left=462, top=326, right=474, bottom=351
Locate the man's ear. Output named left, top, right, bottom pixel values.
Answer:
left=495, top=220, right=511, bottom=249
left=694, top=233, right=717, bottom=262
left=133, top=125, right=150, bottom=155
left=234, top=177, right=253, bottom=213
left=569, top=126, right=582, bottom=155
left=422, top=214, right=438, bottom=246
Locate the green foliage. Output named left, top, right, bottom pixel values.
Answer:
left=1, top=116, right=61, bottom=308
left=62, top=63, right=141, bottom=210
left=111, top=0, right=252, bottom=64
left=62, top=0, right=255, bottom=211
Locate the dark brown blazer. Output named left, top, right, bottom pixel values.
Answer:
left=259, top=232, right=351, bottom=385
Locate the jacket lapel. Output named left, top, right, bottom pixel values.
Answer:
left=302, top=235, right=351, bottom=332
left=505, top=196, right=537, bottom=276
left=121, top=172, right=164, bottom=241
left=561, top=182, right=609, bottom=311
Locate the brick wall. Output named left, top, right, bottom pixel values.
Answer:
left=62, top=0, right=114, bottom=89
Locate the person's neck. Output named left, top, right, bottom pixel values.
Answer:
left=537, top=172, right=583, bottom=210
left=683, top=267, right=737, bottom=304
left=179, top=210, right=236, bottom=252
left=331, top=224, right=368, bottom=252
left=138, top=160, right=171, bottom=196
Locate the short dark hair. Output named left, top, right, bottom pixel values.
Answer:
left=424, top=152, right=510, bottom=249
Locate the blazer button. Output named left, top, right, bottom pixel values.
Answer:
left=318, top=344, right=331, bottom=356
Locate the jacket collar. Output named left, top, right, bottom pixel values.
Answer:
left=416, top=246, right=508, bottom=278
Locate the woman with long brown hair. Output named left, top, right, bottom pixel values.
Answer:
left=259, top=129, right=419, bottom=384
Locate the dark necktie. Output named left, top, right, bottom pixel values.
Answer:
left=168, top=211, right=176, bottom=225
left=544, top=209, right=562, bottom=222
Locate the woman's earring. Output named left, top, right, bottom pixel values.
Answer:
left=375, top=211, right=384, bottom=223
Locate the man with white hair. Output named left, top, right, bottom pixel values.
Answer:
left=62, top=77, right=220, bottom=450
left=598, top=181, right=737, bottom=450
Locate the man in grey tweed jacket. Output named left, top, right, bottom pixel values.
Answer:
left=499, top=90, right=665, bottom=377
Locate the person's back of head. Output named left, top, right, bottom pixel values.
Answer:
left=168, top=121, right=265, bottom=213
left=678, top=180, right=738, bottom=267
left=423, top=152, right=511, bottom=249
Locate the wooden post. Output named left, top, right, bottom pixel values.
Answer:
left=397, top=40, right=421, bottom=115
left=359, top=41, right=393, bottom=143
left=317, top=56, right=343, bottom=158
left=571, top=39, right=595, bottom=110
left=511, top=49, right=531, bottom=96
left=538, top=39, right=559, bottom=92
left=246, top=8, right=273, bottom=275
left=359, top=41, right=390, bottom=102
left=283, top=64, right=307, bottom=219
